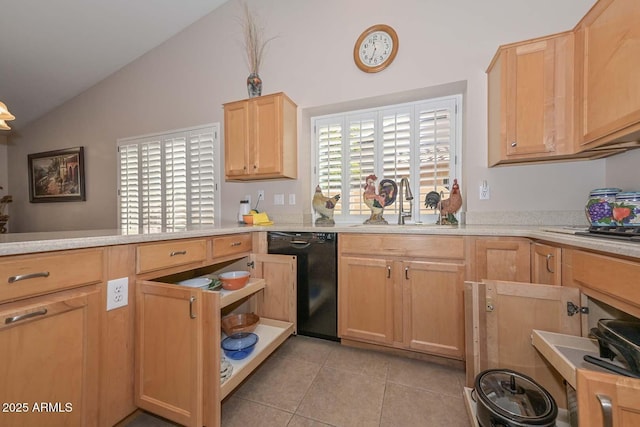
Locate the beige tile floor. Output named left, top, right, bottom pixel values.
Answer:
left=126, top=335, right=472, bottom=427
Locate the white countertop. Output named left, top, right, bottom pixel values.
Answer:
left=1, top=222, right=639, bottom=260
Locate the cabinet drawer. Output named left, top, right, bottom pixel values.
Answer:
left=212, top=233, right=252, bottom=258
left=341, top=234, right=464, bottom=259
left=567, top=250, right=640, bottom=314
left=136, top=239, right=207, bottom=274
left=0, top=249, right=104, bottom=302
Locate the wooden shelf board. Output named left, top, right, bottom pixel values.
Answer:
left=219, top=319, right=294, bottom=399
left=532, top=329, right=628, bottom=389
left=217, top=278, right=266, bottom=309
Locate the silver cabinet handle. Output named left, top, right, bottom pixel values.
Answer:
left=596, top=394, right=613, bottom=427
left=511, top=141, right=517, bottom=147
left=387, top=266, right=391, bottom=279
left=170, top=250, right=187, bottom=257
left=405, top=266, right=410, bottom=280
left=5, top=308, right=48, bottom=324
left=189, top=296, right=196, bottom=319
left=231, top=242, right=242, bottom=247
left=8, top=272, right=50, bottom=283
left=545, top=254, right=554, bottom=273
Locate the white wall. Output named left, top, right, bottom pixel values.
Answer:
left=7, top=0, right=610, bottom=232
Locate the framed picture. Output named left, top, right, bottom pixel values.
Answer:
left=28, top=147, right=86, bottom=203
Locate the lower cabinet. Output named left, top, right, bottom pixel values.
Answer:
left=474, top=237, right=531, bottom=282
left=134, top=253, right=295, bottom=427
left=0, top=285, right=100, bottom=426
left=577, top=370, right=640, bottom=427
left=464, top=280, right=581, bottom=406
left=338, top=234, right=466, bottom=360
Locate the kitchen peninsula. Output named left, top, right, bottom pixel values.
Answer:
left=1, top=224, right=640, bottom=426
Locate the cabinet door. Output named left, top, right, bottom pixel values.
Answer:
left=465, top=280, right=581, bottom=406
left=0, top=286, right=100, bottom=427
left=531, top=243, right=562, bottom=285
left=487, top=33, right=574, bottom=166
left=224, top=100, right=250, bottom=178
left=135, top=281, right=219, bottom=427
left=339, top=256, right=394, bottom=344
left=403, top=260, right=465, bottom=359
left=576, top=0, right=640, bottom=147
left=251, top=253, right=297, bottom=325
left=252, top=95, right=283, bottom=176
left=505, top=35, right=573, bottom=158
left=475, top=238, right=531, bottom=282
left=577, top=369, right=640, bottom=427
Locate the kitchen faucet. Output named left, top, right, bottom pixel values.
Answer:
left=397, top=177, right=414, bottom=225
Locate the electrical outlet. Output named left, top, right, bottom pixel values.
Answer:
left=289, top=193, right=296, bottom=205
left=106, top=277, right=128, bottom=311
left=479, top=181, right=491, bottom=200
left=257, top=190, right=265, bottom=202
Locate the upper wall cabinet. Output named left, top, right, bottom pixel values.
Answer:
left=223, top=92, right=297, bottom=181
left=487, top=32, right=576, bottom=166
left=486, top=0, right=639, bottom=167
left=574, top=0, right=640, bottom=151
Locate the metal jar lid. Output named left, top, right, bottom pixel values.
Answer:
left=475, top=369, right=557, bottom=424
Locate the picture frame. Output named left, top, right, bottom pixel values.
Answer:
left=28, top=147, right=86, bottom=203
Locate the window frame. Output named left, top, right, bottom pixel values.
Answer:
left=116, top=123, right=221, bottom=233
left=311, top=94, right=462, bottom=224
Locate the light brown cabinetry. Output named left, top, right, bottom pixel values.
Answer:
left=339, top=234, right=466, bottom=360
left=465, top=280, right=581, bottom=406
left=577, top=370, right=640, bottom=427
left=468, top=247, right=640, bottom=422
left=135, top=249, right=296, bottom=427
left=0, top=248, right=104, bottom=426
left=474, top=237, right=531, bottom=282
left=575, top=0, right=640, bottom=150
left=487, top=32, right=576, bottom=166
left=531, top=242, right=562, bottom=285
left=223, top=92, right=297, bottom=181
left=0, top=286, right=100, bottom=426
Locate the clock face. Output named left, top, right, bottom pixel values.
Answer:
left=354, top=24, right=398, bottom=73
left=358, top=31, right=394, bottom=67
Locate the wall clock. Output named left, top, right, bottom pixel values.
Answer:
left=353, top=24, right=399, bottom=73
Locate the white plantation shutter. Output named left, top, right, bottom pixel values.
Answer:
left=117, top=124, right=219, bottom=233
left=314, top=95, right=460, bottom=223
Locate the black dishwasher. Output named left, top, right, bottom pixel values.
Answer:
left=267, top=231, right=338, bottom=341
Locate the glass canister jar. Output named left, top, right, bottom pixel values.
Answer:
left=586, top=188, right=621, bottom=226
left=613, top=192, right=640, bottom=226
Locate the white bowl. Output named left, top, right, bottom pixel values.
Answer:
left=177, top=277, right=212, bottom=289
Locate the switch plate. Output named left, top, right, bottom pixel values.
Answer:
left=107, top=277, right=128, bottom=311
left=274, top=194, right=285, bottom=205
left=289, top=194, right=296, bottom=205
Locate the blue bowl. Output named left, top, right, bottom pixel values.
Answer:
left=221, top=332, right=258, bottom=360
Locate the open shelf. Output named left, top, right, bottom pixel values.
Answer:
left=220, top=318, right=294, bottom=399
left=218, top=278, right=265, bottom=309
left=532, top=329, right=628, bottom=388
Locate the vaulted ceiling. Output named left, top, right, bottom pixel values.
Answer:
left=0, top=0, right=229, bottom=131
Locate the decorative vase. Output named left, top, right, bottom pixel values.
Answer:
left=247, top=73, right=262, bottom=98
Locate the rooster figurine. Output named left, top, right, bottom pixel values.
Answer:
left=437, top=179, right=462, bottom=225
left=313, top=185, right=340, bottom=226
left=363, top=175, right=397, bottom=224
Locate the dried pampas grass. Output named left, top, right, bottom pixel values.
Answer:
left=241, top=2, right=275, bottom=74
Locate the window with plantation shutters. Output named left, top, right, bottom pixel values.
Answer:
left=117, top=124, right=219, bottom=233
left=313, top=95, right=461, bottom=223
